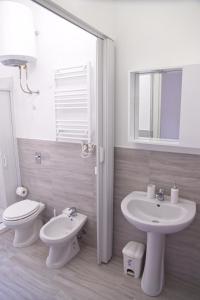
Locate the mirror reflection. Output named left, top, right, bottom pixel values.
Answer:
left=135, top=69, right=182, bottom=140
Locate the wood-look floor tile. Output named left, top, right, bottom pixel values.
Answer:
left=0, top=231, right=199, bottom=300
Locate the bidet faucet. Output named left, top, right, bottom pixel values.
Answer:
left=68, top=207, right=77, bottom=217
left=156, top=188, right=165, bottom=201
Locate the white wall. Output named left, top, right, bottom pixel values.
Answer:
left=0, top=0, right=96, bottom=140
left=114, top=0, right=200, bottom=147
left=51, top=0, right=200, bottom=147
left=2, top=0, right=200, bottom=146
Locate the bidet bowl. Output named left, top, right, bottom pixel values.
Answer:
left=121, top=191, right=196, bottom=234
left=40, top=213, right=87, bottom=245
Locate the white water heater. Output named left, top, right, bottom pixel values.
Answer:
left=0, top=1, right=36, bottom=66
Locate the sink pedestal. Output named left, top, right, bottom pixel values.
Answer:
left=121, top=191, right=196, bottom=296
left=141, top=232, right=165, bottom=296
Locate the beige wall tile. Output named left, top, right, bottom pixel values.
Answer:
left=17, top=138, right=96, bottom=248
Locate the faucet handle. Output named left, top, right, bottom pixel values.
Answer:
left=68, top=207, right=77, bottom=217
left=156, top=188, right=165, bottom=201
left=62, top=207, right=77, bottom=216
left=69, top=206, right=77, bottom=212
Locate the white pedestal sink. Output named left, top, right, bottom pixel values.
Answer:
left=121, top=191, right=196, bottom=297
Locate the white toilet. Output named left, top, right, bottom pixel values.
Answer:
left=3, top=199, right=45, bottom=247
left=40, top=208, right=87, bottom=269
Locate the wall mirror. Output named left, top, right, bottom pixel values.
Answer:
left=130, top=68, right=182, bottom=143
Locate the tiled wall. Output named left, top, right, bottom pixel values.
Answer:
left=18, top=139, right=200, bottom=286
left=114, top=147, right=200, bottom=288
left=17, top=138, right=96, bottom=248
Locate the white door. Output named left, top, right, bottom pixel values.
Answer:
left=96, top=38, right=115, bottom=263
left=0, top=90, right=18, bottom=208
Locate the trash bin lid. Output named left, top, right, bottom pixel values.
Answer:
left=122, top=241, right=145, bottom=258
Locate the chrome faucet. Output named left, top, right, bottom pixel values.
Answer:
left=156, top=188, right=165, bottom=201
left=68, top=207, right=77, bottom=217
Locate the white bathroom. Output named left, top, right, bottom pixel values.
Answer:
left=0, top=0, right=200, bottom=299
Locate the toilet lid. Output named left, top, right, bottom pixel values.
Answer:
left=3, top=199, right=40, bottom=221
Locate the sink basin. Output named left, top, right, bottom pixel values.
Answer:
left=121, top=191, right=196, bottom=297
left=121, top=191, right=196, bottom=234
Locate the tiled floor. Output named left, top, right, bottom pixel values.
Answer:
left=0, top=231, right=199, bottom=300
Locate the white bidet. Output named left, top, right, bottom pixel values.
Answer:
left=40, top=209, right=87, bottom=268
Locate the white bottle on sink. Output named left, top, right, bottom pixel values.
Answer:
left=147, top=184, right=156, bottom=199
left=171, top=184, right=179, bottom=204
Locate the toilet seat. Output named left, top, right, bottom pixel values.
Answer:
left=3, top=199, right=40, bottom=221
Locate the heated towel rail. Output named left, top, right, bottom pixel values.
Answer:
left=54, top=64, right=91, bottom=143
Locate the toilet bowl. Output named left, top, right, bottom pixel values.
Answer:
left=40, top=209, right=87, bottom=268
left=3, top=199, right=45, bottom=247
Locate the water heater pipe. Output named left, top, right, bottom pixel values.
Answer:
left=19, top=64, right=39, bottom=95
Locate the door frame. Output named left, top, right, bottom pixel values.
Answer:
left=0, top=77, right=21, bottom=197
left=32, top=0, right=110, bottom=39
left=32, top=0, right=115, bottom=263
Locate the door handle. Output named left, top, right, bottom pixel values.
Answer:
left=3, top=155, right=7, bottom=168
left=0, top=153, right=7, bottom=168
left=99, top=147, right=104, bottom=163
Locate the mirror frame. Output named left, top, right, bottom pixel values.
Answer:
left=128, top=66, right=183, bottom=147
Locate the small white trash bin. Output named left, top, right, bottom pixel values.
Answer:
left=122, top=241, right=145, bottom=278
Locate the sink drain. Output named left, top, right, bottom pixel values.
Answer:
left=152, top=220, right=160, bottom=223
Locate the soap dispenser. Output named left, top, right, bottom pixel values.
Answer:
left=171, top=184, right=179, bottom=204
